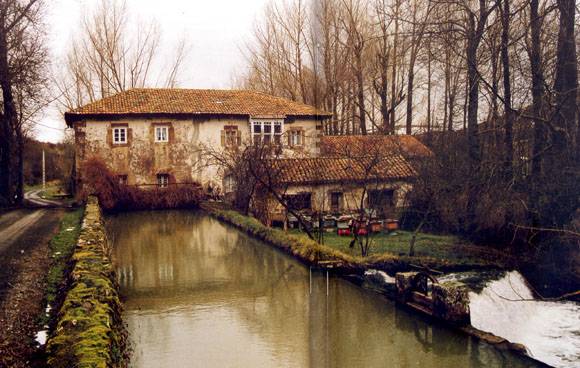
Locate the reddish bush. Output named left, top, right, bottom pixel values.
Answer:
left=80, top=157, right=204, bottom=212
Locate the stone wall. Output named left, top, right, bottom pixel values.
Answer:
left=46, top=196, right=127, bottom=368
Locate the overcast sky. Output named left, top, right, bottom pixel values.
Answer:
left=37, top=0, right=269, bottom=143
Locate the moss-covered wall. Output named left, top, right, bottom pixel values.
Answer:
left=46, top=196, right=127, bottom=368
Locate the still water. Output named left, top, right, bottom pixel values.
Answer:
left=108, top=211, right=538, bottom=368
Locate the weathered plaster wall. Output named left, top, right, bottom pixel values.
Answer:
left=74, top=116, right=322, bottom=189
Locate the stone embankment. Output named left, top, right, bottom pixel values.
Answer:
left=46, top=196, right=127, bottom=368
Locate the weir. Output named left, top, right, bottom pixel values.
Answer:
left=469, top=271, right=580, bottom=368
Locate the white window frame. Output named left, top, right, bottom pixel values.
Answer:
left=112, top=127, right=127, bottom=144
left=157, top=174, right=169, bottom=188
left=155, top=126, right=169, bottom=142
left=252, top=119, right=283, bottom=146
left=289, top=129, right=304, bottom=147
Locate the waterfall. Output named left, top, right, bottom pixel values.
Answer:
left=469, top=271, right=580, bottom=368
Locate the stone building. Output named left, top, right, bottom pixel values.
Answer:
left=66, top=88, right=431, bottom=220
left=65, top=88, right=329, bottom=190
left=249, top=135, right=432, bottom=223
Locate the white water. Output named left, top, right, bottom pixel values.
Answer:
left=469, top=271, right=580, bottom=368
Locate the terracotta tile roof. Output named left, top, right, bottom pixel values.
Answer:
left=321, top=135, right=433, bottom=158
left=65, top=88, right=331, bottom=124
left=271, top=156, right=416, bottom=185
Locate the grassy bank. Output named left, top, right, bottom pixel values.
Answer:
left=289, top=229, right=511, bottom=267
left=46, top=197, right=127, bottom=368
left=41, top=208, right=84, bottom=327
left=202, top=203, right=507, bottom=274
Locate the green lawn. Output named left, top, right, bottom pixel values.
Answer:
left=288, top=228, right=509, bottom=265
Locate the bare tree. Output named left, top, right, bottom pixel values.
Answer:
left=402, top=0, right=433, bottom=135
left=55, top=0, right=188, bottom=110
left=0, top=0, right=48, bottom=204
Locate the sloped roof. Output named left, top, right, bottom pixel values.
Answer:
left=271, top=156, right=416, bottom=185
left=65, top=88, right=330, bottom=124
left=321, top=135, right=433, bottom=158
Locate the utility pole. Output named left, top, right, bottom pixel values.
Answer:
left=42, top=149, right=46, bottom=190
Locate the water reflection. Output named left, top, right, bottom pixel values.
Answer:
left=109, top=211, right=538, bottom=368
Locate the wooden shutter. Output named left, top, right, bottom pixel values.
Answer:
left=107, top=127, right=113, bottom=147
left=169, top=124, right=175, bottom=143
left=236, top=130, right=242, bottom=146
left=220, top=130, right=225, bottom=146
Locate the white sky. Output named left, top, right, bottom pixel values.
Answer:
left=36, top=0, right=269, bottom=142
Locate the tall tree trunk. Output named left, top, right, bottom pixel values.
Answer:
left=466, top=40, right=481, bottom=166
left=15, top=130, right=24, bottom=204
left=544, top=0, right=578, bottom=225
left=0, top=32, right=14, bottom=204
left=552, top=0, right=578, bottom=155
left=356, top=51, right=366, bottom=135
left=529, top=0, right=545, bottom=210
left=405, top=59, right=415, bottom=135
left=500, top=0, right=513, bottom=175
left=490, top=36, right=500, bottom=151
left=427, top=46, right=432, bottom=134
left=390, top=0, right=400, bottom=134
left=530, top=0, right=545, bottom=169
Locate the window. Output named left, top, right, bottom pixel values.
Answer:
left=118, top=175, right=128, bottom=185
left=330, top=192, right=343, bottom=212
left=252, top=120, right=283, bottom=146
left=113, top=127, right=127, bottom=144
left=223, top=175, right=236, bottom=193
left=155, top=126, right=169, bottom=142
left=157, top=174, right=169, bottom=188
left=289, top=129, right=305, bottom=147
left=221, top=126, right=241, bottom=147
left=368, top=189, right=394, bottom=211
left=284, top=192, right=312, bottom=210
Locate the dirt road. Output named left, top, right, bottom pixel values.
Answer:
left=0, top=193, right=67, bottom=368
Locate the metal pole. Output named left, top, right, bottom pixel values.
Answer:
left=326, top=270, right=329, bottom=296
left=42, top=150, right=46, bottom=190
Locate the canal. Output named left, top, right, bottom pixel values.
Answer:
left=108, top=211, right=538, bottom=368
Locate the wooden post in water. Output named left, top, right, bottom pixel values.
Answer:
left=309, top=267, right=312, bottom=295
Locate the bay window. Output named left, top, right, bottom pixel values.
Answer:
left=252, top=120, right=283, bottom=146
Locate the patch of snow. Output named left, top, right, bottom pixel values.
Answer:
left=365, top=269, right=396, bottom=284
left=35, top=330, right=47, bottom=345
left=469, top=271, right=580, bottom=368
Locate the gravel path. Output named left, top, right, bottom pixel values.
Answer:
left=0, top=192, right=67, bottom=367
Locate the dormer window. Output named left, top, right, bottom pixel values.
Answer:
left=252, top=119, right=283, bottom=146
